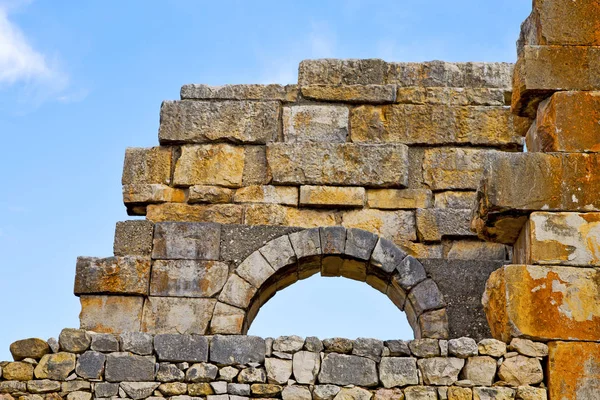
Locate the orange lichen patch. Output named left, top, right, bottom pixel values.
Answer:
left=146, top=203, right=243, bottom=224
left=483, top=265, right=600, bottom=342
left=548, top=341, right=600, bottom=400
left=300, top=186, right=365, bottom=208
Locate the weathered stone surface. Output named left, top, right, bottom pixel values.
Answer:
left=548, top=341, right=600, bottom=400
left=478, top=339, right=506, bottom=358
left=344, top=229, right=378, bottom=261
left=181, top=84, right=296, bottom=101
left=156, top=363, right=185, bottom=382
left=218, top=366, right=239, bottom=382
left=472, top=387, right=515, bottom=400
left=446, top=241, right=508, bottom=261
left=515, top=386, right=546, bottom=400
left=120, top=332, right=153, bottom=355
left=159, top=100, right=279, bottom=144
left=473, top=153, right=600, bottom=244
left=352, top=338, right=384, bottom=362
left=95, top=382, right=119, bottom=398
left=519, top=1, right=600, bottom=48
left=301, top=84, right=396, bottom=103
left=447, top=387, right=472, bottom=400
left=251, top=383, right=282, bottom=397
left=61, top=381, right=91, bottom=394
left=370, top=238, right=407, bottom=274
left=385, top=340, right=411, bottom=357
left=220, top=224, right=301, bottom=264
left=0, top=381, right=26, bottom=394
left=267, top=143, right=409, bottom=187
left=147, top=203, right=243, bottom=224
left=34, top=353, right=76, bottom=380
left=74, top=256, right=151, bottom=295
left=416, top=209, right=474, bottom=241
left=483, top=265, right=600, bottom=342
left=210, top=336, right=266, bottom=365
left=272, top=336, right=304, bottom=353
left=174, top=144, right=246, bottom=187
left=434, top=191, right=476, bottom=210
left=244, top=204, right=337, bottom=228
left=210, top=302, right=245, bottom=335
left=122, top=147, right=172, bottom=186
left=141, top=297, right=217, bottom=334
left=298, top=59, right=387, bottom=86
left=342, top=209, right=416, bottom=243
left=75, top=351, right=105, bottom=379
left=512, top=46, right=600, bottom=118
left=378, top=357, right=418, bottom=388
left=2, top=363, right=33, bottom=381
left=461, top=356, right=496, bottom=386
left=234, top=186, right=298, bottom=206
left=418, top=308, right=449, bottom=340
left=448, top=338, right=478, bottom=358
left=122, top=184, right=185, bottom=208
left=189, top=185, right=234, bottom=204
left=218, top=274, right=257, bottom=309
left=367, top=189, right=432, bottom=210
left=527, top=92, right=600, bottom=152
left=104, top=353, right=155, bottom=382
left=418, top=357, right=464, bottom=386
left=333, top=387, right=372, bottom=400
left=408, top=339, right=440, bottom=358
left=514, top=212, right=600, bottom=267
left=314, top=385, right=341, bottom=400
left=152, top=222, right=220, bottom=260
left=154, top=334, right=208, bottom=362
left=26, top=380, right=60, bottom=394
left=120, top=382, right=160, bottom=400
left=407, top=279, right=445, bottom=316
left=65, top=391, right=91, bottom=400
left=235, top=251, right=275, bottom=289
left=9, top=339, right=50, bottom=361
left=188, top=382, right=214, bottom=396
left=373, top=388, right=405, bottom=400
left=238, top=367, right=266, bottom=383
left=394, top=256, right=426, bottom=290
left=79, top=295, right=144, bottom=333
left=423, top=148, right=495, bottom=191
left=282, top=385, right=312, bottom=400
left=228, top=383, right=250, bottom=396
left=150, top=260, right=228, bottom=297
left=300, top=186, right=365, bottom=208
left=403, top=386, right=437, bottom=400
left=158, top=382, right=187, bottom=396
left=186, top=363, right=218, bottom=383
left=292, top=351, right=320, bottom=384
left=264, top=358, right=291, bottom=385
left=283, top=105, right=348, bottom=143
left=396, top=87, right=507, bottom=106
left=318, top=354, right=378, bottom=387
left=509, top=339, right=548, bottom=358
left=350, top=105, right=521, bottom=148
left=259, top=235, right=297, bottom=271
left=58, top=329, right=91, bottom=354
left=498, top=355, right=543, bottom=386
left=113, top=220, right=154, bottom=256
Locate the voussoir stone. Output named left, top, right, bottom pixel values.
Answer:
left=159, top=100, right=279, bottom=144
left=9, top=339, right=50, bottom=361
left=379, top=357, right=419, bottom=388
left=210, top=336, right=266, bottom=365
left=154, top=334, right=208, bottom=362
left=345, top=229, right=378, bottom=261
left=58, top=329, right=91, bottom=354
left=395, top=256, right=427, bottom=290
left=105, top=353, right=156, bottom=382
left=318, top=353, right=378, bottom=387
left=417, top=357, right=465, bottom=386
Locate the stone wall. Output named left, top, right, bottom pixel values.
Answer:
left=0, top=330, right=549, bottom=400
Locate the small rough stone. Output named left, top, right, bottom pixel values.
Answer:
left=477, top=339, right=507, bottom=358
left=498, top=355, right=543, bottom=386
left=333, top=387, right=372, bottom=400
left=26, top=380, right=60, bottom=394
left=461, top=356, right=496, bottom=386
left=186, top=363, right=218, bottom=383
left=283, top=105, right=348, bottom=143
left=313, top=385, right=341, bottom=400
left=94, top=382, right=119, bottom=398
left=448, top=338, right=478, bottom=358
left=250, top=383, right=282, bottom=397
left=104, top=353, right=155, bottom=382
left=264, top=358, right=292, bottom=385
left=9, top=339, right=50, bottom=361
left=210, top=336, right=266, bottom=365
left=292, top=351, right=320, bottom=385
left=58, top=329, right=91, bottom=354
left=119, top=332, right=154, bottom=355
left=156, top=363, right=185, bottom=382
left=154, top=334, right=208, bottom=363
left=352, top=338, right=384, bottom=362
left=120, top=382, right=160, bottom=400
left=322, top=338, right=353, bottom=354
left=304, top=337, right=323, bottom=352
left=417, top=357, right=465, bottom=386
left=509, top=339, right=548, bottom=358
left=238, top=367, right=266, bottom=384
left=2, top=363, right=33, bottom=381
left=472, top=387, right=515, bottom=400
left=404, top=386, right=438, bottom=400
left=282, top=385, right=312, bottom=400
left=318, top=353, right=378, bottom=387
left=75, top=351, right=105, bottom=380
left=188, top=382, right=214, bottom=396
left=385, top=340, right=411, bottom=357
left=90, top=334, right=119, bottom=353
left=228, top=383, right=250, bottom=396
left=34, top=353, right=76, bottom=381
left=272, top=336, right=304, bottom=353
left=379, top=357, right=418, bottom=388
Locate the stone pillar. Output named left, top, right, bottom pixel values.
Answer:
left=474, top=1, right=600, bottom=398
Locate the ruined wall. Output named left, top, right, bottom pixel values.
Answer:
left=0, top=330, right=549, bottom=400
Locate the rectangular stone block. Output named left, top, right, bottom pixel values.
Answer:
left=150, top=260, right=229, bottom=297
left=146, top=203, right=243, bottom=224
left=423, top=148, right=497, bottom=191
left=519, top=0, right=600, bottom=49
left=267, top=143, right=409, bottom=187
left=141, top=297, right=217, bottom=334
left=527, top=91, right=600, bottom=152
left=367, top=189, right=432, bottom=210
left=79, top=295, right=144, bottom=333
left=350, top=105, right=522, bottom=148
left=473, top=152, right=600, bottom=244
left=434, top=191, right=476, bottom=209
left=154, top=334, right=209, bottom=362
left=188, top=185, right=234, bottom=204
left=416, top=209, right=475, bottom=242
left=242, top=146, right=269, bottom=186
left=113, top=220, right=154, bottom=256
left=244, top=204, right=338, bottom=228
left=446, top=241, right=508, bottom=261
left=122, top=147, right=172, bottom=185
left=75, top=256, right=151, bottom=295
left=483, top=264, right=600, bottom=342
left=180, top=84, right=297, bottom=101
left=300, top=84, right=396, bottom=103
left=152, top=222, right=220, bottom=260
left=395, top=87, right=507, bottom=106
left=233, top=185, right=298, bottom=206
left=105, top=352, right=155, bottom=382
left=512, top=46, right=600, bottom=117
left=514, top=212, right=600, bottom=267
left=341, top=209, right=416, bottom=243
left=299, top=186, right=365, bottom=208
left=123, top=184, right=186, bottom=213
left=159, top=100, right=279, bottom=144
left=283, top=105, right=349, bottom=142
left=548, top=341, right=600, bottom=400
left=298, top=59, right=387, bottom=85
left=174, top=144, right=246, bottom=187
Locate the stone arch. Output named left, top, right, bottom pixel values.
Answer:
left=212, top=226, right=448, bottom=339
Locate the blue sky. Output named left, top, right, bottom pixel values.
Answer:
left=0, top=0, right=531, bottom=360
